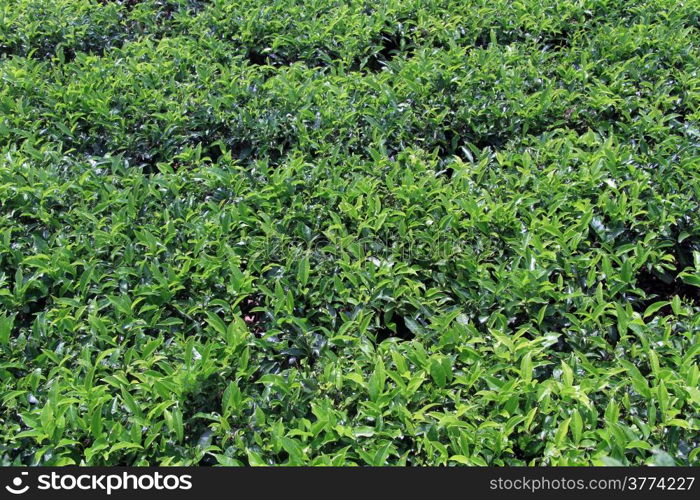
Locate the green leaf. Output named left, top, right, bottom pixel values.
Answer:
left=108, top=442, right=143, bottom=454
left=297, top=254, right=310, bottom=287
left=0, top=313, right=14, bottom=345
left=429, top=356, right=452, bottom=389
left=679, top=272, right=700, bottom=288
left=570, top=409, right=583, bottom=444
left=643, top=301, right=669, bottom=318
left=560, top=361, right=574, bottom=387
left=368, top=359, right=386, bottom=402
left=650, top=449, right=676, bottom=466
left=246, top=449, right=267, bottom=466
left=520, top=351, right=533, bottom=385
left=206, top=312, right=227, bottom=336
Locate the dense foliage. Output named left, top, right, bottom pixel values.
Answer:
left=1, top=0, right=699, bottom=466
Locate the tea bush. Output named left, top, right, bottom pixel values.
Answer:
left=0, top=0, right=699, bottom=466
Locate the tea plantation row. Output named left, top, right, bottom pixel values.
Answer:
left=0, top=0, right=699, bottom=465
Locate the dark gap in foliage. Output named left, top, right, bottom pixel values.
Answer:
left=239, top=294, right=267, bottom=336
left=375, top=312, right=415, bottom=343
left=436, top=128, right=510, bottom=166
left=538, top=310, right=581, bottom=350
left=350, top=29, right=417, bottom=73
left=472, top=25, right=579, bottom=53
left=15, top=296, right=49, bottom=332
left=245, top=48, right=272, bottom=67
left=281, top=354, right=301, bottom=370
left=210, top=134, right=292, bottom=168
left=365, top=30, right=415, bottom=72
left=673, top=233, right=699, bottom=270
left=241, top=26, right=423, bottom=72
left=242, top=48, right=334, bottom=69
left=59, top=47, right=77, bottom=64
left=538, top=30, right=573, bottom=51
left=633, top=234, right=700, bottom=313
left=472, top=27, right=531, bottom=50
left=98, top=0, right=146, bottom=9
left=154, top=0, right=211, bottom=19
left=1, top=254, right=54, bottom=331
left=566, top=115, right=594, bottom=136
left=100, top=0, right=209, bottom=13
left=605, top=325, right=621, bottom=347
left=125, top=133, right=291, bottom=175
left=513, top=438, right=545, bottom=461
left=437, top=129, right=510, bottom=163
left=435, top=159, right=454, bottom=179
left=670, top=103, right=696, bottom=126
left=198, top=455, right=217, bottom=466
left=587, top=227, right=700, bottom=316
left=587, top=106, right=624, bottom=132
left=509, top=312, right=531, bottom=331
left=534, top=362, right=555, bottom=382
left=552, top=334, right=573, bottom=353
left=242, top=38, right=309, bottom=68
left=246, top=351, right=307, bottom=389
left=634, top=268, right=700, bottom=313
left=179, top=373, right=228, bottom=447
left=474, top=29, right=492, bottom=49
left=132, top=152, right=160, bottom=174
left=1, top=36, right=130, bottom=62
left=438, top=128, right=462, bottom=164
left=8, top=0, right=209, bottom=61
left=473, top=132, right=514, bottom=150
left=203, top=142, right=226, bottom=164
